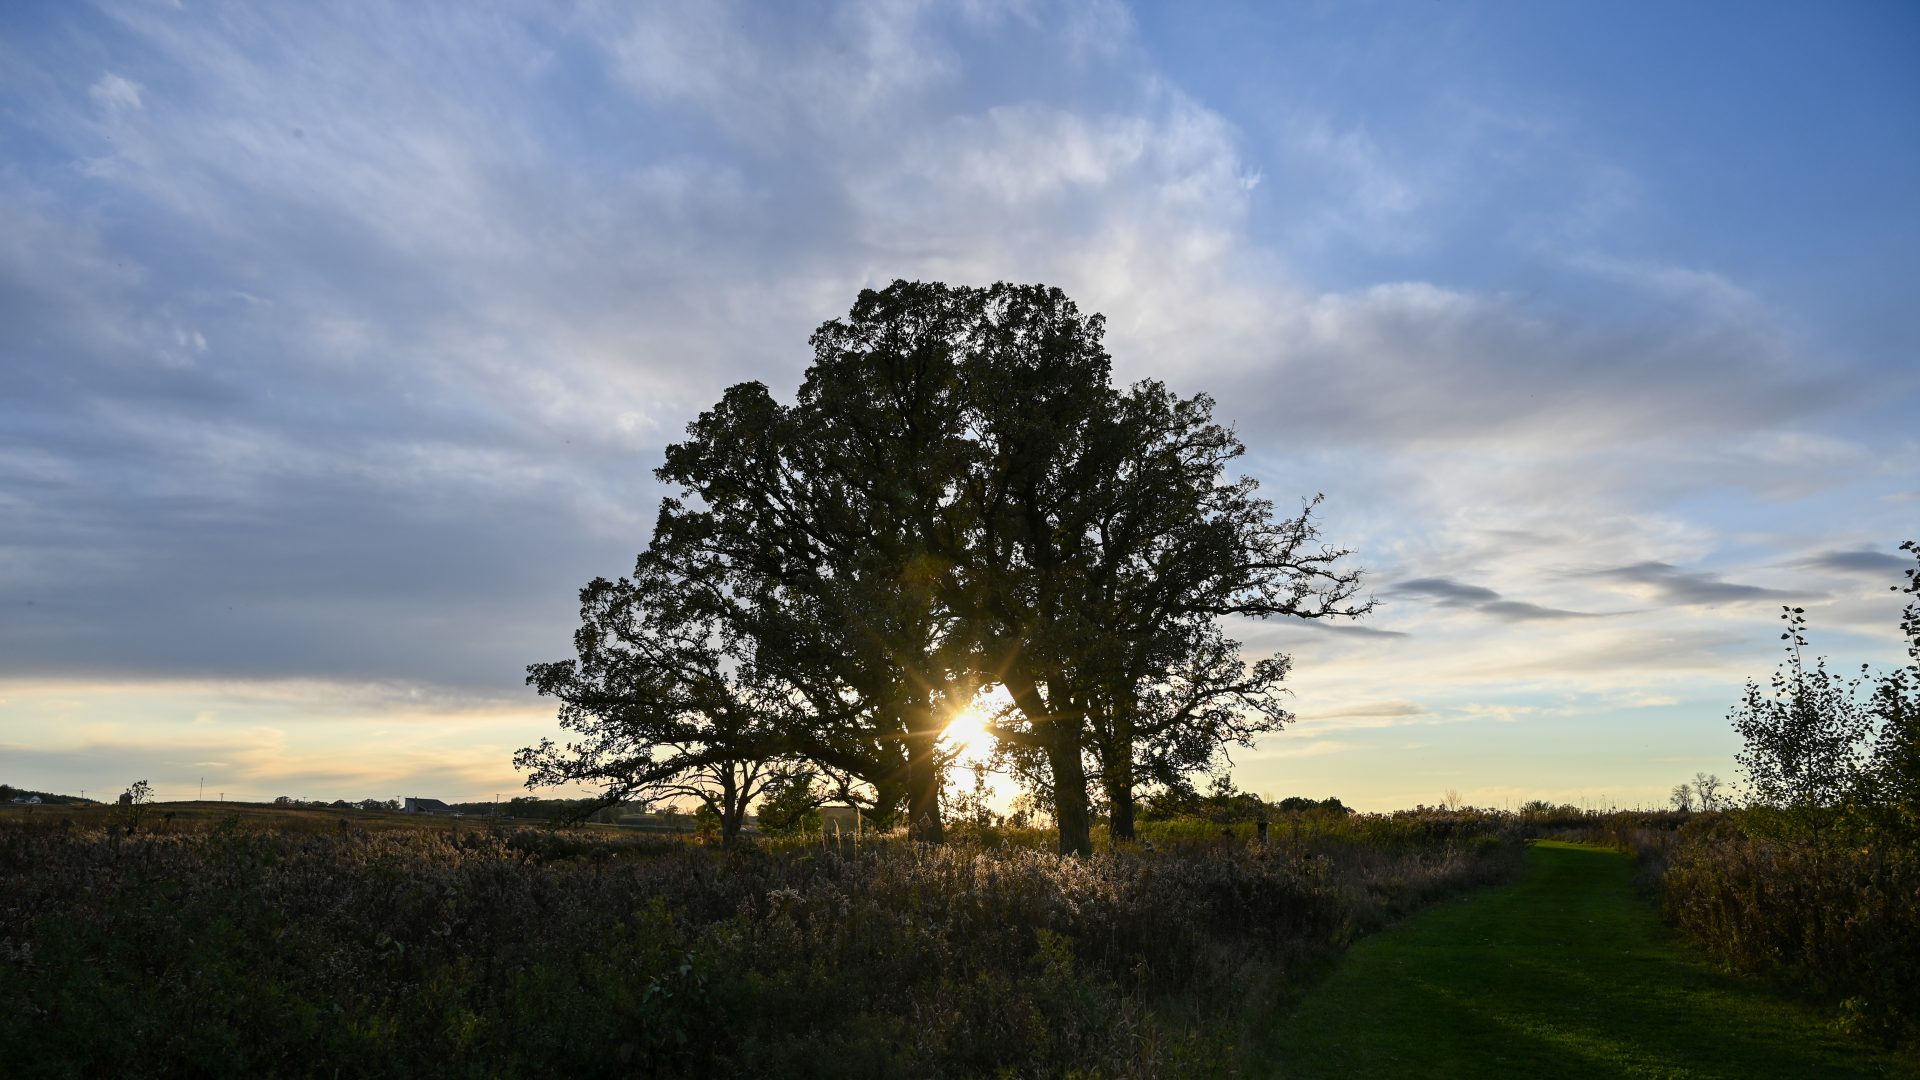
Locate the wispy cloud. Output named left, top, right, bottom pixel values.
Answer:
left=88, top=72, right=144, bottom=112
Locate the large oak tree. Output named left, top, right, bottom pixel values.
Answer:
left=522, top=280, right=1369, bottom=855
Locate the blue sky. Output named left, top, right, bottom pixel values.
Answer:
left=2, top=0, right=1915, bottom=810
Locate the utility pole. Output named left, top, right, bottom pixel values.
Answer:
left=199, top=776, right=205, bottom=801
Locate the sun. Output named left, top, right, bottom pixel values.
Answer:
left=939, top=705, right=994, bottom=766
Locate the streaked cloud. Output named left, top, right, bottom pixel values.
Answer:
left=1583, top=562, right=1802, bottom=608
left=1797, top=548, right=1911, bottom=576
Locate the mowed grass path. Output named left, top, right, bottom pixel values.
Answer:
left=1266, top=841, right=1918, bottom=1079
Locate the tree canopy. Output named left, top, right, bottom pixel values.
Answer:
left=521, top=280, right=1370, bottom=854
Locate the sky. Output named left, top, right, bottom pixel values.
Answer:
left=3, top=0, right=1916, bottom=811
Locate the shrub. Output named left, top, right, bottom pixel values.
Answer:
left=1662, top=812, right=1919, bottom=1045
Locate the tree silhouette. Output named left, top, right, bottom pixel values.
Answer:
left=957, top=340, right=1367, bottom=851
left=518, top=557, right=789, bottom=846
left=524, top=280, right=1370, bottom=855
left=647, top=282, right=981, bottom=840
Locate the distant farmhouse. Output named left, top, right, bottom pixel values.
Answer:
left=402, top=797, right=453, bottom=814
left=9, top=795, right=40, bottom=805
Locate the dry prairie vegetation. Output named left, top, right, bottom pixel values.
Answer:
left=0, top=808, right=1520, bottom=1078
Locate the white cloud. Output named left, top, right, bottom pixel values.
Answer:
left=1568, top=252, right=1768, bottom=323
left=89, top=72, right=144, bottom=112
left=1285, top=115, right=1422, bottom=249
left=598, top=0, right=960, bottom=144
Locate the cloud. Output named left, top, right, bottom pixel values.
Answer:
left=1568, top=253, right=1762, bottom=321
left=0, top=677, right=556, bottom=801
left=597, top=0, right=962, bottom=144
left=1479, top=600, right=1594, bottom=621
left=1, top=1, right=1915, bottom=812
left=1290, top=621, right=1411, bottom=639
left=1797, top=548, right=1910, bottom=576
left=89, top=72, right=144, bottom=112
left=1248, top=738, right=1355, bottom=760
left=1584, top=562, right=1801, bottom=607
left=1391, top=578, right=1500, bottom=605
left=1282, top=114, right=1422, bottom=251
left=1288, top=700, right=1432, bottom=733
left=1305, top=700, right=1426, bottom=720
left=0, top=0, right=1279, bottom=697
left=1387, top=577, right=1597, bottom=621
left=1207, top=280, right=1837, bottom=450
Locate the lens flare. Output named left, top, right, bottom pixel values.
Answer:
left=940, top=706, right=993, bottom=765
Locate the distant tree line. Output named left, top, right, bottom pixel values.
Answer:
left=1667, top=773, right=1728, bottom=813
left=518, top=281, right=1370, bottom=855
left=272, top=796, right=401, bottom=812
left=0, top=785, right=93, bottom=806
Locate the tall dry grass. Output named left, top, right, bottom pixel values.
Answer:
left=1658, top=812, right=1920, bottom=1046
left=0, top=810, right=1520, bottom=1077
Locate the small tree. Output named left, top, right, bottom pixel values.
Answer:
left=1731, top=607, right=1873, bottom=813
left=692, top=802, right=720, bottom=842
left=944, top=762, right=1002, bottom=831
left=519, top=563, right=789, bottom=848
left=755, top=768, right=826, bottom=838
left=117, top=779, right=154, bottom=830
left=1729, top=542, right=1920, bottom=838
left=1670, top=783, right=1695, bottom=812
left=1692, top=772, right=1727, bottom=811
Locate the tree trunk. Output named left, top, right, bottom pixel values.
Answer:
left=1106, top=772, right=1135, bottom=841
left=1104, top=706, right=1136, bottom=841
left=718, top=769, right=742, bottom=849
left=1047, top=721, right=1092, bottom=857
left=863, top=770, right=906, bottom=832
left=1004, top=667, right=1092, bottom=856
left=905, top=719, right=945, bottom=844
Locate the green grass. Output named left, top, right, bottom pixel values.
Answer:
left=1265, top=840, right=1919, bottom=1079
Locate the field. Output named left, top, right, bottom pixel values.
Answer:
left=1, top=803, right=1519, bottom=1078
left=7, top=802, right=1914, bottom=1077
